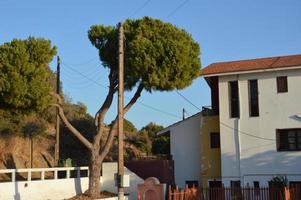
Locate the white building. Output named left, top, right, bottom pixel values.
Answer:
left=202, top=54, right=301, bottom=187
left=157, top=113, right=202, bottom=188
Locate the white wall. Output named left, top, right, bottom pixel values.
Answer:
left=101, top=162, right=144, bottom=200
left=169, top=113, right=201, bottom=188
left=218, top=68, right=301, bottom=186
left=0, top=163, right=144, bottom=200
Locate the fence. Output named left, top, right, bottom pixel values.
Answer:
left=168, top=185, right=301, bottom=200
left=0, top=163, right=144, bottom=200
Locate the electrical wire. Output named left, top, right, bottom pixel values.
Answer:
left=166, top=0, right=190, bottom=19
left=128, top=0, right=152, bottom=18
left=61, top=62, right=182, bottom=120
left=176, top=90, right=201, bottom=111
left=175, top=89, right=276, bottom=141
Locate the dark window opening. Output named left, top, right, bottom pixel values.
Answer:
left=231, top=180, right=241, bottom=188
left=229, top=81, right=240, bottom=118
left=185, top=180, right=198, bottom=188
left=277, top=76, right=288, bottom=93
left=210, top=132, right=220, bottom=148
left=209, top=180, right=222, bottom=188
left=254, top=181, right=260, bottom=195
left=249, top=79, right=259, bottom=117
left=254, top=181, right=260, bottom=188
left=277, top=129, right=301, bottom=151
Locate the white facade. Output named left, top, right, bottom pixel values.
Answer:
left=218, top=67, right=301, bottom=186
left=158, top=113, right=202, bottom=188
left=0, top=163, right=143, bottom=200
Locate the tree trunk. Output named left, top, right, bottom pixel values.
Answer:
left=88, top=149, right=101, bottom=199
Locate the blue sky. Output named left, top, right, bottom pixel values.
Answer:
left=1, top=0, right=300, bottom=129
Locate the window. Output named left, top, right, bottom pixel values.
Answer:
left=253, top=181, right=260, bottom=196
left=276, top=129, right=301, bottom=151
left=231, top=181, right=241, bottom=198
left=231, top=180, right=241, bottom=188
left=277, top=76, right=288, bottom=93
left=229, top=81, right=240, bottom=118
left=249, top=79, right=259, bottom=117
left=185, top=180, right=198, bottom=188
left=253, top=181, right=260, bottom=188
left=210, top=132, right=220, bottom=148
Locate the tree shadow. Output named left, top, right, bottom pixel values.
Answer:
left=41, top=153, right=53, bottom=168
left=3, top=154, right=20, bottom=200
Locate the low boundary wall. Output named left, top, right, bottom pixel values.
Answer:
left=0, top=162, right=143, bottom=200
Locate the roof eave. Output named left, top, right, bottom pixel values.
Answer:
left=202, top=65, right=301, bottom=77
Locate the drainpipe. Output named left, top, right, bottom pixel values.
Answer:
left=233, top=118, right=242, bottom=184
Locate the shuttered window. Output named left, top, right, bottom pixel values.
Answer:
left=249, top=79, right=259, bottom=117
left=229, top=81, right=240, bottom=118
left=277, top=129, right=301, bottom=151
left=277, top=76, right=288, bottom=93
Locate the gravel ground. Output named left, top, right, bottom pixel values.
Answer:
left=67, top=191, right=116, bottom=200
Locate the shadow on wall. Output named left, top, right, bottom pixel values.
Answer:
left=223, top=148, right=301, bottom=175
left=4, top=155, right=20, bottom=200
left=74, top=175, right=82, bottom=195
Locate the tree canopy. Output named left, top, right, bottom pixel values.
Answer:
left=88, top=17, right=201, bottom=92
left=0, top=37, right=57, bottom=114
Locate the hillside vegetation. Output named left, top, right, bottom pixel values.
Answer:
left=0, top=102, right=169, bottom=169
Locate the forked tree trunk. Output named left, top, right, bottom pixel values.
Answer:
left=88, top=149, right=101, bottom=199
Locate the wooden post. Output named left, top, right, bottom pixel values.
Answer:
left=55, top=56, right=61, bottom=166
left=117, top=22, right=125, bottom=200
left=285, top=187, right=290, bottom=200
left=30, top=134, right=33, bottom=168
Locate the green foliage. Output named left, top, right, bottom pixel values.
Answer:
left=88, top=17, right=200, bottom=92
left=0, top=37, right=57, bottom=114
left=269, top=176, right=288, bottom=188
left=60, top=101, right=96, bottom=166
left=139, top=122, right=164, bottom=141
left=152, top=135, right=170, bottom=155
left=124, top=119, right=137, bottom=133
left=135, top=131, right=152, bottom=155
left=0, top=114, right=19, bottom=136
left=21, top=119, right=46, bottom=138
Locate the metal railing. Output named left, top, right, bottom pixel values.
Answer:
left=0, top=166, right=89, bottom=182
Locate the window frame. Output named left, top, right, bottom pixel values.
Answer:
left=229, top=81, right=240, bottom=118
left=210, top=132, right=220, bottom=149
left=277, top=76, right=288, bottom=93
left=248, top=79, right=259, bottom=117
left=276, top=128, right=301, bottom=151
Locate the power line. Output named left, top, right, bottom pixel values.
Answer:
left=176, top=90, right=201, bottom=111
left=137, top=101, right=181, bottom=119
left=62, top=62, right=106, bottom=87
left=63, top=56, right=99, bottom=66
left=60, top=62, right=182, bottom=120
left=128, top=0, right=152, bottom=18
left=175, top=89, right=275, bottom=141
left=166, top=0, right=190, bottom=19
left=220, top=122, right=275, bottom=141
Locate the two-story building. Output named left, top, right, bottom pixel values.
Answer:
left=202, top=54, right=301, bottom=187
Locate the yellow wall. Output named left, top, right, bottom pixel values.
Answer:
left=200, top=115, right=221, bottom=187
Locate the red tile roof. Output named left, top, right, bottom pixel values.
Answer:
left=202, top=54, right=301, bottom=76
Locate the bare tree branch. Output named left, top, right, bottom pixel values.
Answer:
left=94, top=68, right=118, bottom=146
left=51, top=94, right=93, bottom=150
left=98, top=83, right=144, bottom=161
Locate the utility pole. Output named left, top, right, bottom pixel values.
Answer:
left=118, top=23, right=124, bottom=200
left=182, top=108, right=186, bottom=120
left=30, top=133, right=33, bottom=168
left=117, top=22, right=125, bottom=200
left=55, top=56, right=61, bottom=166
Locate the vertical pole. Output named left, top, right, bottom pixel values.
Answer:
left=30, top=134, right=33, bottom=168
left=55, top=56, right=61, bottom=166
left=117, top=22, right=125, bottom=200
left=182, top=108, right=185, bottom=120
